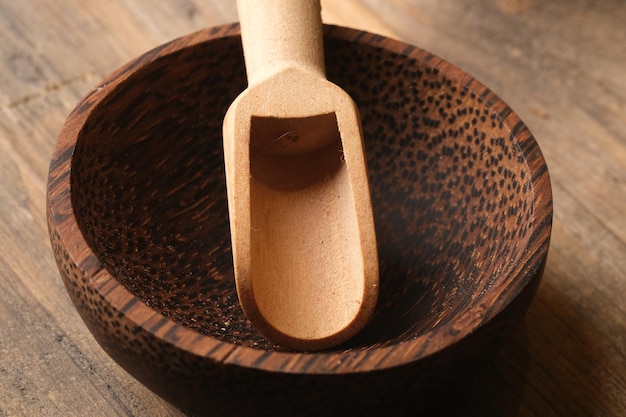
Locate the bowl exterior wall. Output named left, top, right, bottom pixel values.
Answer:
left=48, top=204, right=544, bottom=416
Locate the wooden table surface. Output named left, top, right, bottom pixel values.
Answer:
left=1, top=1, right=625, bottom=416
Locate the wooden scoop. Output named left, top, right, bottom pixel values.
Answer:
left=223, top=0, right=378, bottom=350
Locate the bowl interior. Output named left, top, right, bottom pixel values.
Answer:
left=71, top=32, right=537, bottom=352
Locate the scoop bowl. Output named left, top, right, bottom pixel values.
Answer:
left=47, top=24, right=552, bottom=417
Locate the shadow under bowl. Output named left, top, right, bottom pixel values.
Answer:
left=47, top=24, right=552, bottom=417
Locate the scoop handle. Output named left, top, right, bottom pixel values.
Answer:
left=236, top=0, right=326, bottom=86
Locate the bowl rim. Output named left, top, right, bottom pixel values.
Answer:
left=47, top=23, right=553, bottom=374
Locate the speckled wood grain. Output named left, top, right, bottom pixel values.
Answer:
left=47, top=24, right=551, bottom=417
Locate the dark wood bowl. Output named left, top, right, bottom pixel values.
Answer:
left=47, top=25, right=552, bottom=417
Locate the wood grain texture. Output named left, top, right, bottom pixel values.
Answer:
left=0, top=1, right=624, bottom=417
left=45, top=24, right=550, bottom=416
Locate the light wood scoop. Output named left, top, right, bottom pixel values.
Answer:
left=223, top=0, right=378, bottom=350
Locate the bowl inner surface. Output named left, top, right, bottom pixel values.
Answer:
left=71, top=34, right=536, bottom=352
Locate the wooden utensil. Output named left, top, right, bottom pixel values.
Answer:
left=48, top=24, right=552, bottom=416
left=222, top=0, right=379, bottom=350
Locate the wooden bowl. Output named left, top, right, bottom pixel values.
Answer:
left=47, top=25, right=552, bottom=417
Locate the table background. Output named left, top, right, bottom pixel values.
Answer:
left=1, top=1, right=625, bottom=416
